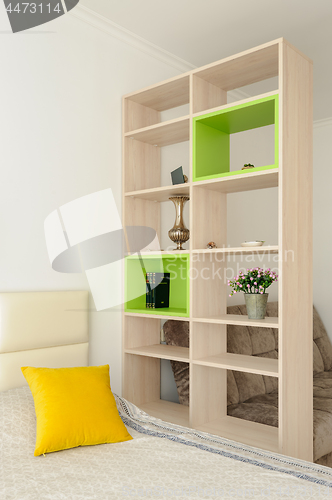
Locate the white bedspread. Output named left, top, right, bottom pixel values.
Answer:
left=1, top=387, right=332, bottom=499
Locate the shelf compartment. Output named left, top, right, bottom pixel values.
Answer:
left=139, top=399, right=190, bottom=427
left=192, top=90, right=279, bottom=119
left=193, top=41, right=278, bottom=94
left=125, top=183, right=190, bottom=203
left=125, top=116, right=190, bottom=147
left=193, top=94, right=278, bottom=182
left=193, top=353, right=278, bottom=377
left=125, top=253, right=190, bottom=318
left=125, top=75, right=190, bottom=112
left=192, top=245, right=278, bottom=255
left=193, top=168, right=278, bottom=194
left=193, top=315, right=279, bottom=329
left=125, top=344, right=189, bottom=362
left=196, top=416, right=278, bottom=453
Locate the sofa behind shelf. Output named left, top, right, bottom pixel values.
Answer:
left=164, top=303, right=332, bottom=466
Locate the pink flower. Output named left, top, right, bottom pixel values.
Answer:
left=250, top=277, right=253, bottom=281
left=239, top=284, right=242, bottom=288
left=254, top=282, right=257, bottom=285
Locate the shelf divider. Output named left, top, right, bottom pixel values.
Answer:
left=125, top=183, right=190, bottom=202
left=193, top=167, right=278, bottom=193
left=139, top=399, right=190, bottom=427
left=192, top=245, right=278, bottom=255
left=125, top=344, right=189, bottom=362
left=125, top=116, right=190, bottom=147
left=193, top=352, right=278, bottom=377
left=196, top=416, right=279, bottom=453
left=193, top=315, right=279, bottom=329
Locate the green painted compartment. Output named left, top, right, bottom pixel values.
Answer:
left=125, top=253, right=190, bottom=317
left=193, top=94, right=279, bottom=182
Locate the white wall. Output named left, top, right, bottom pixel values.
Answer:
left=0, top=9, right=184, bottom=395
left=313, top=121, right=332, bottom=338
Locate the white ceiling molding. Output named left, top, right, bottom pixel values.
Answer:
left=68, top=5, right=195, bottom=73
left=314, top=117, right=332, bottom=128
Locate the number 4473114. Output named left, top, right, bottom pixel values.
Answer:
left=6, top=3, right=62, bottom=14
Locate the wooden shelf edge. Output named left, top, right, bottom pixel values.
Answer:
left=193, top=168, right=279, bottom=193
left=195, top=416, right=279, bottom=453
left=193, top=90, right=279, bottom=119
left=139, top=399, right=190, bottom=427
left=193, top=353, right=278, bottom=377
left=192, top=245, right=278, bottom=255
left=125, top=344, right=189, bottom=362
left=125, top=312, right=189, bottom=321
left=123, top=73, right=191, bottom=101
left=125, top=251, right=189, bottom=259
left=124, top=115, right=190, bottom=138
left=124, top=182, right=190, bottom=202
left=193, top=315, right=279, bottom=328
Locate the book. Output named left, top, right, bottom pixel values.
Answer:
left=171, top=166, right=185, bottom=185
left=146, top=272, right=170, bottom=309
left=146, top=272, right=152, bottom=308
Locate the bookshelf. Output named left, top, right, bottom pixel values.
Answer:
left=122, top=38, right=313, bottom=461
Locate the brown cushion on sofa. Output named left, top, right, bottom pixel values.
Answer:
left=163, top=303, right=332, bottom=462
left=313, top=342, right=324, bottom=375
left=163, top=320, right=189, bottom=406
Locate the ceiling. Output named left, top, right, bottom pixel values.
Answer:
left=80, top=0, right=332, bottom=121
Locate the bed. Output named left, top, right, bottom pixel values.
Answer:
left=1, top=291, right=332, bottom=499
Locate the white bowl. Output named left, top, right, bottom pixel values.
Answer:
left=241, top=241, right=265, bottom=247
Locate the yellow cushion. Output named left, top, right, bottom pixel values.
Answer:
left=21, top=365, right=132, bottom=456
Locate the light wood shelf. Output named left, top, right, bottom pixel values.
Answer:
left=125, top=344, right=189, bottom=362
left=126, top=250, right=190, bottom=257
left=125, top=312, right=189, bottom=321
left=192, top=90, right=279, bottom=118
left=192, top=40, right=279, bottom=93
left=193, top=315, right=279, bottom=328
left=125, top=116, right=190, bottom=147
left=123, top=38, right=313, bottom=462
left=125, top=183, right=190, bottom=202
left=139, top=399, right=190, bottom=427
left=193, top=352, right=278, bottom=377
left=193, top=168, right=278, bottom=194
left=192, top=245, right=278, bottom=255
left=196, top=416, right=279, bottom=453
left=124, top=74, right=190, bottom=112
left=125, top=308, right=188, bottom=318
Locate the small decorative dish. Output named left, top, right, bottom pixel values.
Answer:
left=241, top=241, right=265, bottom=247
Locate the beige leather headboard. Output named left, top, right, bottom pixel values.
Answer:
left=0, top=291, right=89, bottom=392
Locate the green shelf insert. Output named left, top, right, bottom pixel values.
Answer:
left=125, top=253, right=189, bottom=317
left=193, top=94, right=279, bottom=182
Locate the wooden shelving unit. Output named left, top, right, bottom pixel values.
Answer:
left=122, top=38, right=313, bottom=462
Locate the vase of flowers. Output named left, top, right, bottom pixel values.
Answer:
left=228, top=267, right=278, bottom=319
